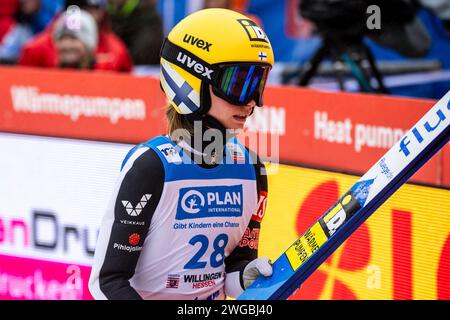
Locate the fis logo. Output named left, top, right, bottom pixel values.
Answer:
left=399, top=101, right=449, bottom=157
left=157, top=143, right=182, bottom=163
left=176, top=185, right=243, bottom=220
left=183, top=34, right=213, bottom=52
left=176, top=52, right=214, bottom=80
left=237, top=19, right=268, bottom=43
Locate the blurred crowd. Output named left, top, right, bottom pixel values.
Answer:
left=0, top=0, right=252, bottom=72
left=0, top=0, right=165, bottom=71
left=0, top=0, right=449, bottom=76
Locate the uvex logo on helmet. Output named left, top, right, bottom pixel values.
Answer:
left=176, top=52, right=214, bottom=80
left=183, top=34, right=213, bottom=52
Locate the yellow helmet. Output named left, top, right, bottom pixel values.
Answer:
left=160, top=8, right=274, bottom=115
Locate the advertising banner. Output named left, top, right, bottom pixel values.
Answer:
left=0, top=66, right=167, bottom=143
left=0, top=133, right=131, bottom=299
left=239, top=89, right=449, bottom=300
left=0, top=67, right=448, bottom=186
left=258, top=86, right=446, bottom=186
left=0, top=133, right=448, bottom=299
left=260, top=165, right=450, bottom=300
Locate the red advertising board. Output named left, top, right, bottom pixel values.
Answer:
left=255, top=85, right=447, bottom=186
left=0, top=66, right=448, bottom=187
left=0, top=66, right=167, bottom=143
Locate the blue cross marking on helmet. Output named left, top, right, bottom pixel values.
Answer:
left=161, top=67, right=198, bottom=113
left=258, top=52, right=267, bottom=61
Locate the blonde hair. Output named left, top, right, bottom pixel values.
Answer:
left=166, top=104, right=193, bottom=141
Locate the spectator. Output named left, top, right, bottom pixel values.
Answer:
left=53, top=8, right=97, bottom=69
left=1, top=0, right=63, bottom=63
left=0, top=0, right=20, bottom=63
left=0, top=0, right=19, bottom=42
left=66, top=0, right=133, bottom=71
left=20, top=0, right=64, bottom=34
left=18, top=0, right=132, bottom=72
left=107, top=0, right=163, bottom=65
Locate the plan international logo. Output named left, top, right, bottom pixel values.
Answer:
left=176, top=185, right=243, bottom=220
